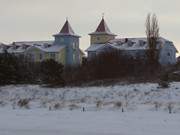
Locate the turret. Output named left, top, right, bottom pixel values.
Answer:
left=53, top=19, right=80, bottom=67
left=89, top=17, right=116, bottom=45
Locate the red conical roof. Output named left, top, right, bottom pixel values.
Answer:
left=54, top=20, right=80, bottom=37
left=89, top=18, right=116, bottom=36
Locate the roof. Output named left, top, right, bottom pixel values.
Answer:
left=85, top=44, right=105, bottom=52
left=53, top=20, right=80, bottom=37
left=79, top=49, right=85, bottom=55
left=6, top=41, right=53, bottom=53
left=0, top=44, right=6, bottom=53
left=6, top=40, right=64, bottom=53
left=89, top=18, right=116, bottom=36
left=31, top=45, right=65, bottom=53
left=86, top=37, right=177, bottom=52
left=12, top=41, right=53, bottom=46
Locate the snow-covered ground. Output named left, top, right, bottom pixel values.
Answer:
left=1, top=108, right=180, bottom=135
left=1, top=82, right=180, bottom=111
left=0, top=82, right=180, bottom=135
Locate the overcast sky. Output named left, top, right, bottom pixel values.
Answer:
left=0, top=0, right=179, bottom=52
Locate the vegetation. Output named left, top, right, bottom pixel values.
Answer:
left=17, top=99, right=30, bottom=109
left=145, top=13, right=160, bottom=73
left=0, top=53, right=64, bottom=86
left=40, top=59, right=65, bottom=87
left=0, top=14, right=175, bottom=87
left=0, top=49, right=162, bottom=87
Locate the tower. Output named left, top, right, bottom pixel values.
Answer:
left=89, top=17, right=116, bottom=45
left=53, top=19, right=81, bottom=67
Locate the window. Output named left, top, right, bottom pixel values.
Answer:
left=29, top=53, right=35, bottom=61
left=39, top=53, right=43, bottom=60
left=167, top=53, right=171, bottom=56
left=97, top=37, right=100, bottom=40
left=89, top=52, right=96, bottom=58
left=50, top=53, right=56, bottom=59
left=73, top=43, right=76, bottom=49
left=60, top=38, right=64, bottom=42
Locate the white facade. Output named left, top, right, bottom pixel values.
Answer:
left=86, top=37, right=178, bottom=66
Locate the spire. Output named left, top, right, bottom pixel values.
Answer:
left=102, top=13, right=104, bottom=19
left=89, top=17, right=116, bottom=36
left=53, top=19, right=80, bottom=37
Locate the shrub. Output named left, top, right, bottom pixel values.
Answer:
left=17, top=99, right=30, bottom=109
left=40, top=59, right=65, bottom=86
left=158, top=71, right=170, bottom=88
left=114, top=101, right=122, bottom=108
left=96, top=100, right=103, bottom=109
left=69, top=104, right=79, bottom=110
left=154, top=101, right=161, bottom=111
left=167, top=102, right=174, bottom=114
left=0, top=53, right=40, bottom=85
left=0, top=101, right=6, bottom=107
left=53, top=103, right=63, bottom=110
left=158, top=81, right=169, bottom=88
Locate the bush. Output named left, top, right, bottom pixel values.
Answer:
left=158, top=81, right=169, bottom=88
left=154, top=101, right=161, bottom=111
left=53, top=102, right=64, bottom=110
left=0, top=53, right=40, bottom=85
left=114, top=101, right=122, bottom=108
left=17, top=99, right=30, bottom=109
left=69, top=104, right=79, bottom=110
left=167, top=102, right=174, bottom=114
left=0, top=101, right=6, bottom=107
left=96, top=100, right=103, bottom=109
left=40, top=59, right=65, bottom=86
left=158, top=72, right=170, bottom=88
left=63, top=50, right=161, bottom=86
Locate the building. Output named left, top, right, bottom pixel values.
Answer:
left=86, top=17, right=177, bottom=66
left=0, top=17, right=178, bottom=66
left=0, top=20, right=84, bottom=67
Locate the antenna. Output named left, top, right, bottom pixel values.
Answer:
left=102, top=13, right=105, bottom=19
left=66, top=17, right=68, bottom=21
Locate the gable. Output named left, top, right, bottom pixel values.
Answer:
left=25, top=46, right=44, bottom=53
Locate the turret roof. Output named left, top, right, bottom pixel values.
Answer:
left=53, top=20, right=80, bottom=37
left=89, top=18, right=116, bottom=36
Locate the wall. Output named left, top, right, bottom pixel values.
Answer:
left=159, top=42, right=177, bottom=65
left=90, top=34, right=115, bottom=44
left=54, top=35, right=80, bottom=67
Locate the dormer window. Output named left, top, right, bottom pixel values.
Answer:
left=43, top=44, right=51, bottom=48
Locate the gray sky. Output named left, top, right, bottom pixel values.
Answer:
left=0, top=0, right=179, bottom=52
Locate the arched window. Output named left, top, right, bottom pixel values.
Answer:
left=167, top=52, right=171, bottom=56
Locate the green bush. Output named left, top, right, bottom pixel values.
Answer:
left=40, top=59, right=65, bottom=86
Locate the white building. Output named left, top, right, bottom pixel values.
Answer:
left=86, top=18, right=178, bottom=66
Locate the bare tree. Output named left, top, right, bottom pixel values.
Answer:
left=145, top=13, right=160, bottom=72
left=146, top=13, right=159, bottom=50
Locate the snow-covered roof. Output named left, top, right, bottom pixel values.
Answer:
left=27, top=44, right=65, bottom=53
left=0, top=46, right=5, bottom=53
left=53, top=20, right=80, bottom=37
left=86, top=37, right=176, bottom=52
left=89, top=18, right=116, bottom=36
left=12, top=41, right=53, bottom=46
left=86, top=44, right=105, bottom=52
left=6, top=41, right=48, bottom=53
left=6, top=40, right=65, bottom=53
